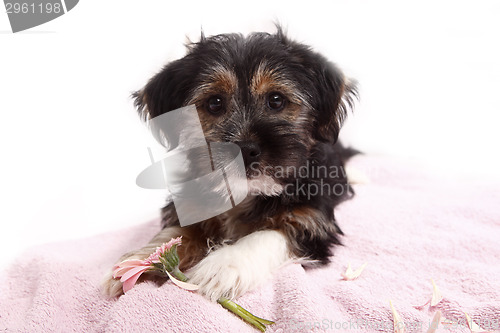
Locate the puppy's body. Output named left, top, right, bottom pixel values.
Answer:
left=103, top=29, right=356, bottom=301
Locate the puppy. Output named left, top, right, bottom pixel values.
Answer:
left=103, top=28, right=357, bottom=301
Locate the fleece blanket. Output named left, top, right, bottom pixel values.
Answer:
left=1, top=155, right=499, bottom=333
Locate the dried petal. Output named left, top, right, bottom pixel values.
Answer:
left=464, top=312, right=484, bottom=333
left=430, top=279, right=443, bottom=306
left=426, top=311, right=441, bottom=333
left=341, top=262, right=367, bottom=280
left=390, top=300, right=405, bottom=333
left=414, top=279, right=443, bottom=309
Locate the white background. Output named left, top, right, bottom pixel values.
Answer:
left=1, top=0, right=499, bottom=268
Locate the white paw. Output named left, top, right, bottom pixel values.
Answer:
left=187, top=230, right=290, bottom=302
left=187, top=247, right=251, bottom=301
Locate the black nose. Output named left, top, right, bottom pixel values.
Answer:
left=237, top=141, right=261, bottom=165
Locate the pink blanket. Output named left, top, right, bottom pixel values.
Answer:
left=1, top=156, right=499, bottom=332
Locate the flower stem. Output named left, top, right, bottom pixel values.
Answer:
left=170, top=266, right=188, bottom=282
left=159, top=246, right=273, bottom=331
left=217, top=297, right=274, bottom=332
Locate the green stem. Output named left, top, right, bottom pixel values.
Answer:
left=217, top=297, right=274, bottom=332
left=160, top=250, right=273, bottom=331
left=170, top=266, right=188, bottom=282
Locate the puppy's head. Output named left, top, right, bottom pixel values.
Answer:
left=134, top=28, right=356, bottom=195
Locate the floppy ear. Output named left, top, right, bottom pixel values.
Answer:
left=275, top=27, right=357, bottom=143
left=312, top=60, right=357, bottom=143
left=132, top=57, right=197, bottom=121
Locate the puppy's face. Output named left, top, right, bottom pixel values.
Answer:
left=134, top=30, right=355, bottom=195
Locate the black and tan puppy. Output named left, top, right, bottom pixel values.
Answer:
left=103, top=28, right=357, bottom=301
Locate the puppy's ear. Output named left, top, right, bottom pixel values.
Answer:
left=312, top=61, right=357, bottom=143
left=277, top=30, right=357, bottom=143
left=132, top=58, right=196, bottom=121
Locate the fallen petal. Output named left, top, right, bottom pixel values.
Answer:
left=351, top=263, right=368, bottom=278
left=414, top=279, right=443, bottom=309
left=166, top=271, right=199, bottom=291
left=341, top=262, right=367, bottom=280
left=464, top=312, right=484, bottom=332
left=426, top=311, right=441, bottom=333
left=430, top=279, right=443, bottom=306
left=390, top=300, right=405, bottom=333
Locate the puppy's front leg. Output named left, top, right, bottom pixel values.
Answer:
left=187, top=230, right=291, bottom=302
left=101, top=226, right=184, bottom=298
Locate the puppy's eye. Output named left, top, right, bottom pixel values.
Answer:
left=267, top=93, right=286, bottom=111
left=206, top=95, right=224, bottom=115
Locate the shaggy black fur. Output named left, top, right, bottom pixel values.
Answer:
left=135, top=27, right=357, bottom=265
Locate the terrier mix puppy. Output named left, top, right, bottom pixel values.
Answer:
left=103, top=28, right=357, bottom=301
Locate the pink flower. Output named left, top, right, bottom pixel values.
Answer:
left=112, top=259, right=152, bottom=293
left=145, top=236, right=183, bottom=264
left=112, top=237, right=183, bottom=293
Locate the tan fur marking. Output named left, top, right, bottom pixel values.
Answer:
left=186, top=66, right=237, bottom=106
left=250, top=62, right=310, bottom=123
left=184, top=67, right=238, bottom=137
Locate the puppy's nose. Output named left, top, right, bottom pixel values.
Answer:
left=237, top=141, right=261, bottom=165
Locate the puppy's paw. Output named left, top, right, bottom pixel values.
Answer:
left=101, top=270, right=124, bottom=298
left=187, top=230, right=290, bottom=302
left=187, top=247, right=256, bottom=302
